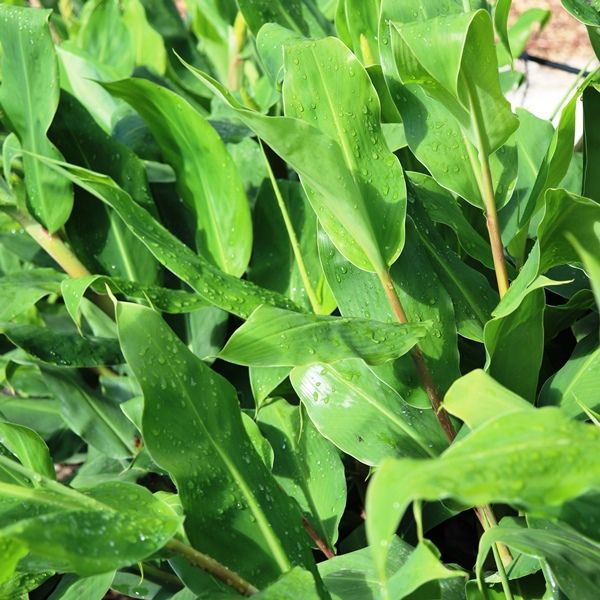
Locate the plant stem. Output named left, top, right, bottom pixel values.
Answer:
left=377, top=269, right=456, bottom=442
left=377, top=268, right=513, bottom=570
left=492, top=542, right=515, bottom=600
left=465, top=84, right=510, bottom=299
left=260, top=142, right=323, bottom=314
left=166, top=538, right=258, bottom=596
left=302, top=516, right=334, bottom=559
left=3, top=207, right=115, bottom=318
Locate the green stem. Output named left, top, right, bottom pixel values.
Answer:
left=2, top=206, right=115, bottom=318
left=492, top=542, right=514, bottom=600
left=135, top=563, right=183, bottom=589
left=260, top=142, right=322, bottom=314
left=166, top=538, right=258, bottom=596
left=465, top=82, right=510, bottom=298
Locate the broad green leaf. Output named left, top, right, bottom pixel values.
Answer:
left=1, top=324, right=123, bottom=368
left=366, top=408, right=600, bottom=583
left=318, top=536, right=413, bottom=600
left=0, top=5, right=73, bottom=232
left=51, top=91, right=160, bottom=285
left=444, top=370, right=533, bottom=430
left=0, top=476, right=180, bottom=578
left=408, top=193, right=498, bottom=342
left=484, top=289, right=545, bottom=401
left=561, top=0, right=600, bottom=27
left=387, top=540, right=466, bottom=599
left=238, top=0, right=328, bottom=37
left=0, top=398, right=63, bottom=440
left=0, top=570, right=53, bottom=599
left=105, top=78, right=252, bottom=277
left=318, top=220, right=461, bottom=404
left=477, top=519, right=600, bottom=600
left=220, top=305, right=428, bottom=367
left=379, top=1, right=517, bottom=209
left=182, top=44, right=405, bottom=274
left=281, top=36, right=407, bottom=270
left=47, top=572, right=115, bottom=600
left=61, top=274, right=209, bottom=333
left=257, top=398, right=346, bottom=547
left=0, top=269, right=64, bottom=321
left=583, top=86, right=600, bottom=202
left=0, top=422, right=54, bottom=480
left=390, top=10, right=518, bottom=154
left=499, top=108, right=554, bottom=246
left=291, top=359, right=448, bottom=465
left=494, top=0, right=513, bottom=60
left=43, top=370, right=135, bottom=459
left=37, top=159, right=299, bottom=319
left=568, top=223, right=600, bottom=312
left=408, top=172, right=493, bottom=270
left=56, top=45, right=127, bottom=132
left=116, top=302, right=321, bottom=588
left=496, top=189, right=600, bottom=319
left=335, top=0, right=380, bottom=65
left=121, top=0, right=167, bottom=74
left=250, top=179, right=335, bottom=314
left=76, top=0, right=135, bottom=76
left=253, top=567, right=321, bottom=599
left=539, top=333, right=600, bottom=418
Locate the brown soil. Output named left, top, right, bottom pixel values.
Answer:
left=512, top=0, right=595, bottom=63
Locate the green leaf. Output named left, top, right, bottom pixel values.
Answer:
left=366, top=408, right=600, bottom=584
left=116, top=302, right=320, bottom=588
left=250, top=179, right=335, bottom=314
left=0, top=269, right=64, bottom=321
left=181, top=41, right=405, bottom=274
left=477, top=519, right=600, bottom=600
left=0, top=476, right=180, bottom=577
left=0, top=5, right=73, bottom=232
left=104, top=78, right=252, bottom=277
left=291, top=359, right=448, bottom=465
left=121, top=0, right=167, bottom=74
left=387, top=540, right=466, bottom=599
left=0, top=570, right=53, bottom=599
left=335, top=0, right=380, bottom=65
left=257, top=398, right=346, bottom=547
left=318, top=221, right=461, bottom=404
left=0, top=422, right=54, bottom=480
left=484, top=288, right=545, bottom=401
left=37, top=159, right=299, bottom=319
left=43, top=370, right=135, bottom=459
left=380, top=2, right=517, bottom=209
left=238, top=0, right=327, bottom=37
left=220, top=305, right=428, bottom=367
left=51, top=91, right=160, bottom=285
left=539, top=333, right=600, bottom=418
left=444, top=369, right=534, bottom=430
left=76, top=0, right=135, bottom=76
left=408, top=172, right=493, bottom=270
left=1, top=324, right=123, bottom=368
left=47, top=572, right=115, bottom=600
left=390, top=9, right=518, bottom=155
left=318, top=536, right=413, bottom=600
left=253, top=567, right=321, bottom=599
left=583, top=85, right=600, bottom=202
left=496, top=189, right=600, bottom=319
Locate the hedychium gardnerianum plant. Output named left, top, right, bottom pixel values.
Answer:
left=0, top=0, right=599, bottom=599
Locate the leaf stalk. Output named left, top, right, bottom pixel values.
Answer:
left=166, top=538, right=258, bottom=596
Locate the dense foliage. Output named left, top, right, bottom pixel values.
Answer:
left=0, top=0, right=599, bottom=598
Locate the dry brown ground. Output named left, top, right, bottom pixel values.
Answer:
left=512, top=0, right=595, bottom=63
